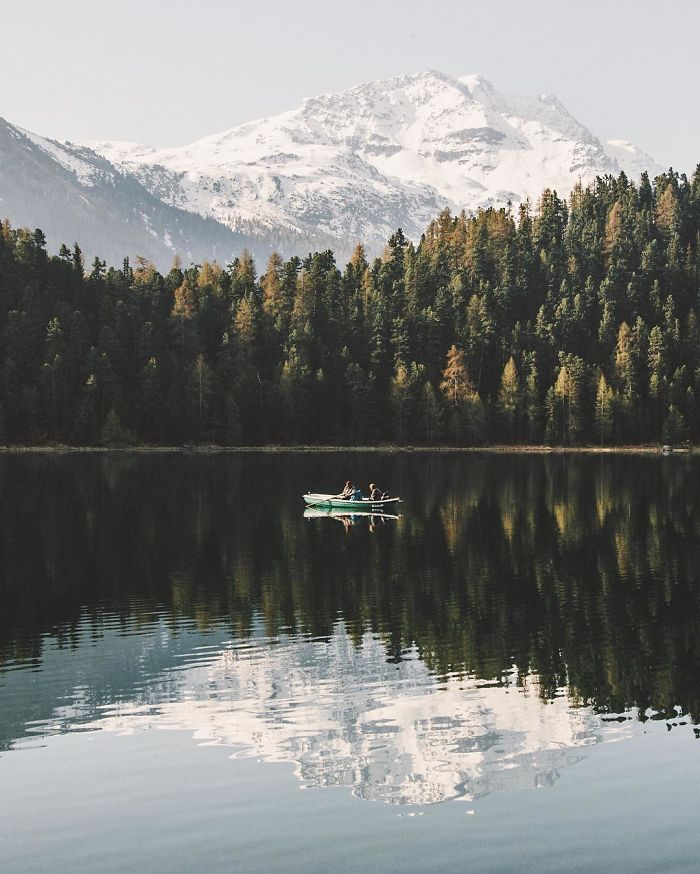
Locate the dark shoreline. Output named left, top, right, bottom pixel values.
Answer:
left=0, top=444, right=692, bottom=455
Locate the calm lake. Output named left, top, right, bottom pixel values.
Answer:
left=1, top=451, right=699, bottom=873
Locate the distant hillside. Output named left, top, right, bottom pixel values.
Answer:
left=0, top=117, right=274, bottom=269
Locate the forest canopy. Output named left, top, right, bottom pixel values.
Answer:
left=0, top=166, right=699, bottom=446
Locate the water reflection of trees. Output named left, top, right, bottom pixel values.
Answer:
left=0, top=452, right=698, bottom=723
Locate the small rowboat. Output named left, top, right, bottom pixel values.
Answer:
left=303, top=493, right=402, bottom=512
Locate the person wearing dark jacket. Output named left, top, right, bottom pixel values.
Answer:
left=369, top=483, right=385, bottom=500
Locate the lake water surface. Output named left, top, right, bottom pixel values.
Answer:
left=1, top=452, right=699, bottom=872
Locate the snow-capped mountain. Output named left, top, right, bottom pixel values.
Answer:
left=0, top=117, right=274, bottom=269
left=91, top=70, right=663, bottom=261
left=0, top=72, right=662, bottom=269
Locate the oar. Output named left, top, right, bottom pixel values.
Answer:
left=304, top=493, right=341, bottom=509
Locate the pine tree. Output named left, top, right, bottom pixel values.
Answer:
left=614, top=322, right=637, bottom=437
left=497, top=356, right=521, bottom=442
left=233, top=295, right=259, bottom=364
left=662, top=405, right=687, bottom=444
left=440, top=345, right=474, bottom=407
left=440, top=345, right=482, bottom=444
left=137, top=357, right=162, bottom=443
left=523, top=355, right=542, bottom=443
left=550, top=364, right=582, bottom=445
left=345, top=361, right=367, bottom=445
left=594, top=373, right=615, bottom=446
left=172, top=280, right=197, bottom=358
left=648, top=325, right=667, bottom=438
left=390, top=362, right=411, bottom=444
left=261, top=252, right=285, bottom=326
left=280, top=346, right=312, bottom=443
left=188, top=353, right=214, bottom=442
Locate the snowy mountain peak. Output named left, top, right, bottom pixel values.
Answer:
left=47, top=71, right=649, bottom=261
left=459, top=72, right=496, bottom=97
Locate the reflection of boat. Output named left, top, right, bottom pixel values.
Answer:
left=303, top=508, right=400, bottom=521
left=303, top=493, right=402, bottom=511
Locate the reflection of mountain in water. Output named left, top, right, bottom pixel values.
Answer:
left=150, top=625, right=618, bottom=805
left=1, top=451, right=699, bottom=794
left=7, top=614, right=633, bottom=805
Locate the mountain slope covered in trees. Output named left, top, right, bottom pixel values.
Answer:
left=0, top=166, right=698, bottom=447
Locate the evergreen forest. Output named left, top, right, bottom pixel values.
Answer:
left=1, top=166, right=700, bottom=446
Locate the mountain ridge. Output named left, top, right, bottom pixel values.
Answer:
left=1, top=71, right=663, bottom=268
left=0, top=116, right=278, bottom=269
left=89, top=70, right=663, bottom=260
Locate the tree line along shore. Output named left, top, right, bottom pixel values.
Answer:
left=0, top=445, right=692, bottom=454
left=1, top=166, right=699, bottom=448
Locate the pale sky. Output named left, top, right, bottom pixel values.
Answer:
left=2, top=0, right=698, bottom=171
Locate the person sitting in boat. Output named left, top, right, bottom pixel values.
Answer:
left=352, top=485, right=364, bottom=500
left=369, top=483, right=385, bottom=500
left=339, top=481, right=355, bottom=499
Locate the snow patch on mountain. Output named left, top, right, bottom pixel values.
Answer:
left=17, top=127, right=114, bottom=187
left=604, top=139, right=663, bottom=180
